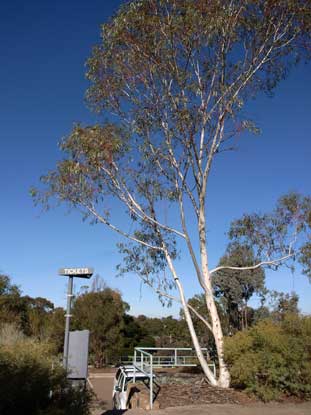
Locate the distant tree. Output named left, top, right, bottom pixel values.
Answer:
left=46, top=307, right=66, bottom=353
left=24, top=296, right=54, bottom=339
left=264, top=290, right=300, bottom=320
left=0, top=274, right=28, bottom=332
left=0, top=275, right=61, bottom=341
left=134, top=314, right=190, bottom=348
left=121, top=314, right=155, bottom=355
left=252, top=291, right=300, bottom=325
left=275, top=292, right=299, bottom=315
left=158, top=315, right=190, bottom=347
left=72, top=288, right=126, bottom=366
left=252, top=305, right=271, bottom=324
left=0, top=274, right=19, bottom=296
left=136, top=315, right=164, bottom=338
left=213, top=244, right=265, bottom=331
left=32, top=0, right=311, bottom=387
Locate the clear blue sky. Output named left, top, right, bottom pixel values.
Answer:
left=0, top=0, right=310, bottom=317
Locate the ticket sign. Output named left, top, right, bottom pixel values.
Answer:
left=58, top=267, right=94, bottom=278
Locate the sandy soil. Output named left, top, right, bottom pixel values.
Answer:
left=88, top=368, right=116, bottom=412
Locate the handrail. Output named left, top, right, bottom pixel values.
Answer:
left=136, top=347, right=207, bottom=351
left=132, top=347, right=216, bottom=409
left=133, top=348, right=153, bottom=409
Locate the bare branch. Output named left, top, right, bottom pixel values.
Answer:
left=100, top=163, right=186, bottom=238
left=209, top=253, right=294, bottom=275
left=84, top=204, right=164, bottom=251
left=188, top=303, right=213, bottom=333
left=176, top=179, right=205, bottom=289
left=139, top=275, right=213, bottom=334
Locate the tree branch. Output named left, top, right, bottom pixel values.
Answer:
left=84, top=204, right=164, bottom=251
left=139, top=276, right=213, bottom=334
left=100, top=163, right=186, bottom=238
left=209, top=253, right=294, bottom=275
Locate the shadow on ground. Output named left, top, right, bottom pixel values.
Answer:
left=100, top=410, right=127, bottom=415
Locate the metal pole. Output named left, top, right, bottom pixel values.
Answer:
left=133, top=349, right=137, bottom=383
left=63, top=276, right=73, bottom=371
left=150, top=354, right=153, bottom=409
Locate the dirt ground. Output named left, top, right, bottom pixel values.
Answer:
left=98, top=402, right=311, bottom=415
left=89, top=368, right=311, bottom=415
left=124, top=402, right=311, bottom=415
left=155, top=379, right=252, bottom=408
left=88, top=368, right=116, bottom=412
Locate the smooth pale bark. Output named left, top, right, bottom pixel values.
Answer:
left=168, top=245, right=230, bottom=387
left=204, top=284, right=230, bottom=387
left=164, top=247, right=218, bottom=386
left=198, top=191, right=231, bottom=388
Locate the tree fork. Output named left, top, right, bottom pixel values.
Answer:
left=164, top=246, right=218, bottom=386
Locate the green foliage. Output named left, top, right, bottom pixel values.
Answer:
left=0, top=274, right=66, bottom=352
left=251, top=291, right=300, bottom=327
left=72, top=288, right=126, bottom=366
left=270, top=291, right=300, bottom=318
left=45, top=307, right=66, bottom=353
left=156, top=315, right=190, bottom=347
left=136, top=314, right=190, bottom=348
left=0, top=274, right=29, bottom=331
left=24, top=295, right=54, bottom=338
left=121, top=314, right=156, bottom=354
left=0, top=325, right=91, bottom=415
left=225, top=314, right=311, bottom=401
left=213, top=243, right=265, bottom=331
left=229, top=192, right=311, bottom=280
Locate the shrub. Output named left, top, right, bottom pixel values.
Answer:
left=0, top=324, right=91, bottom=415
left=225, top=314, right=311, bottom=401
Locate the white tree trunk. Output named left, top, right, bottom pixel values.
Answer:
left=198, top=198, right=231, bottom=388
left=204, top=283, right=230, bottom=388
left=179, top=282, right=218, bottom=386
left=163, top=247, right=218, bottom=385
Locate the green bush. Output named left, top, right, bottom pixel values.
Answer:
left=0, top=324, right=91, bottom=415
left=225, top=314, right=311, bottom=401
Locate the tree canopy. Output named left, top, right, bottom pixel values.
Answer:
left=72, top=288, right=127, bottom=366
left=229, top=192, right=311, bottom=278
left=32, top=0, right=311, bottom=387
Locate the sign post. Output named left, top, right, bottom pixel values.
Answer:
left=58, top=267, right=94, bottom=372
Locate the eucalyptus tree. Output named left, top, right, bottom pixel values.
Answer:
left=32, top=1, right=311, bottom=387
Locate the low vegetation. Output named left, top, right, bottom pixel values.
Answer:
left=225, top=314, right=311, bottom=401
left=0, top=324, right=91, bottom=415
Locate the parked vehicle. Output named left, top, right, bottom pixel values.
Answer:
left=112, top=365, right=153, bottom=410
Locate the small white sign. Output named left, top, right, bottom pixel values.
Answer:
left=58, top=267, right=94, bottom=277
